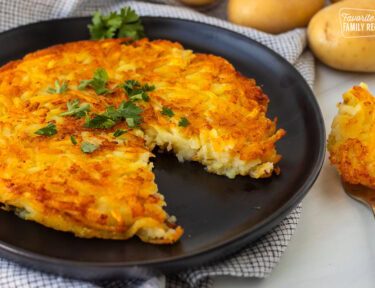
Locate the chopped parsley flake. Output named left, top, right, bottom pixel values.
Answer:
left=34, top=123, right=58, bottom=137
left=126, top=118, right=135, bottom=127
left=117, top=80, right=155, bottom=102
left=70, top=135, right=77, bottom=145
left=60, top=99, right=90, bottom=118
left=78, top=68, right=113, bottom=95
left=178, top=117, right=190, bottom=127
left=120, top=80, right=140, bottom=92
left=161, top=106, right=174, bottom=118
left=81, top=142, right=99, bottom=154
left=47, top=80, right=68, bottom=94
left=83, top=114, right=117, bottom=129
left=83, top=100, right=143, bottom=130
left=113, top=129, right=127, bottom=137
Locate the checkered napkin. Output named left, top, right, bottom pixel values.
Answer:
left=0, top=1, right=314, bottom=287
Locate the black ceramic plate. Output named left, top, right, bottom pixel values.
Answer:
left=0, top=17, right=325, bottom=280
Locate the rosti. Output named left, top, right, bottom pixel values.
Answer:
left=328, top=83, right=375, bottom=188
left=0, top=38, right=285, bottom=243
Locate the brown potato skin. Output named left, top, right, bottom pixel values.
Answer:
left=228, top=0, right=325, bottom=34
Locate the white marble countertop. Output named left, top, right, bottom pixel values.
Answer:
left=215, top=62, right=375, bottom=288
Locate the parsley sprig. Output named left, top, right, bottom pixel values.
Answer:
left=88, top=7, right=145, bottom=40
left=60, top=99, right=90, bottom=118
left=47, top=80, right=68, bottom=94
left=84, top=100, right=143, bottom=130
left=78, top=68, right=113, bottom=95
left=118, top=80, right=155, bottom=102
left=34, top=123, right=58, bottom=137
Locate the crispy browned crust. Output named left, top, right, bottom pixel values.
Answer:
left=0, top=38, right=284, bottom=243
left=328, top=83, right=375, bottom=187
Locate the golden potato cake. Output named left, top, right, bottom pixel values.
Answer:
left=0, top=38, right=285, bottom=243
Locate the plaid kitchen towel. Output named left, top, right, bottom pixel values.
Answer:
left=0, top=0, right=313, bottom=287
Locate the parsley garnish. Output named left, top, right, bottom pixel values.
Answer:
left=60, top=99, right=90, bottom=118
left=161, top=106, right=174, bottom=118
left=47, top=80, right=68, bottom=94
left=113, top=129, right=127, bottom=137
left=34, top=123, right=58, bottom=137
left=78, top=68, right=113, bottom=95
left=126, top=118, right=135, bottom=127
left=83, top=100, right=143, bottom=130
left=88, top=7, right=145, bottom=40
left=84, top=113, right=117, bottom=129
left=70, top=135, right=77, bottom=145
left=117, top=100, right=143, bottom=128
left=119, top=79, right=140, bottom=91
left=81, top=142, right=99, bottom=154
left=178, top=117, right=190, bottom=127
left=117, top=80, right=155, bottom=102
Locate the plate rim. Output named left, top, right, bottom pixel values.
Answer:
left=0, top=15, right=326, bottom=270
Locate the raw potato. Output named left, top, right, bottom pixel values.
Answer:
left=308, top=0, right=375, bottom=72
left=179, top=0, right=216, bottom=6
left=227, top=0, right=325, bottom=34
